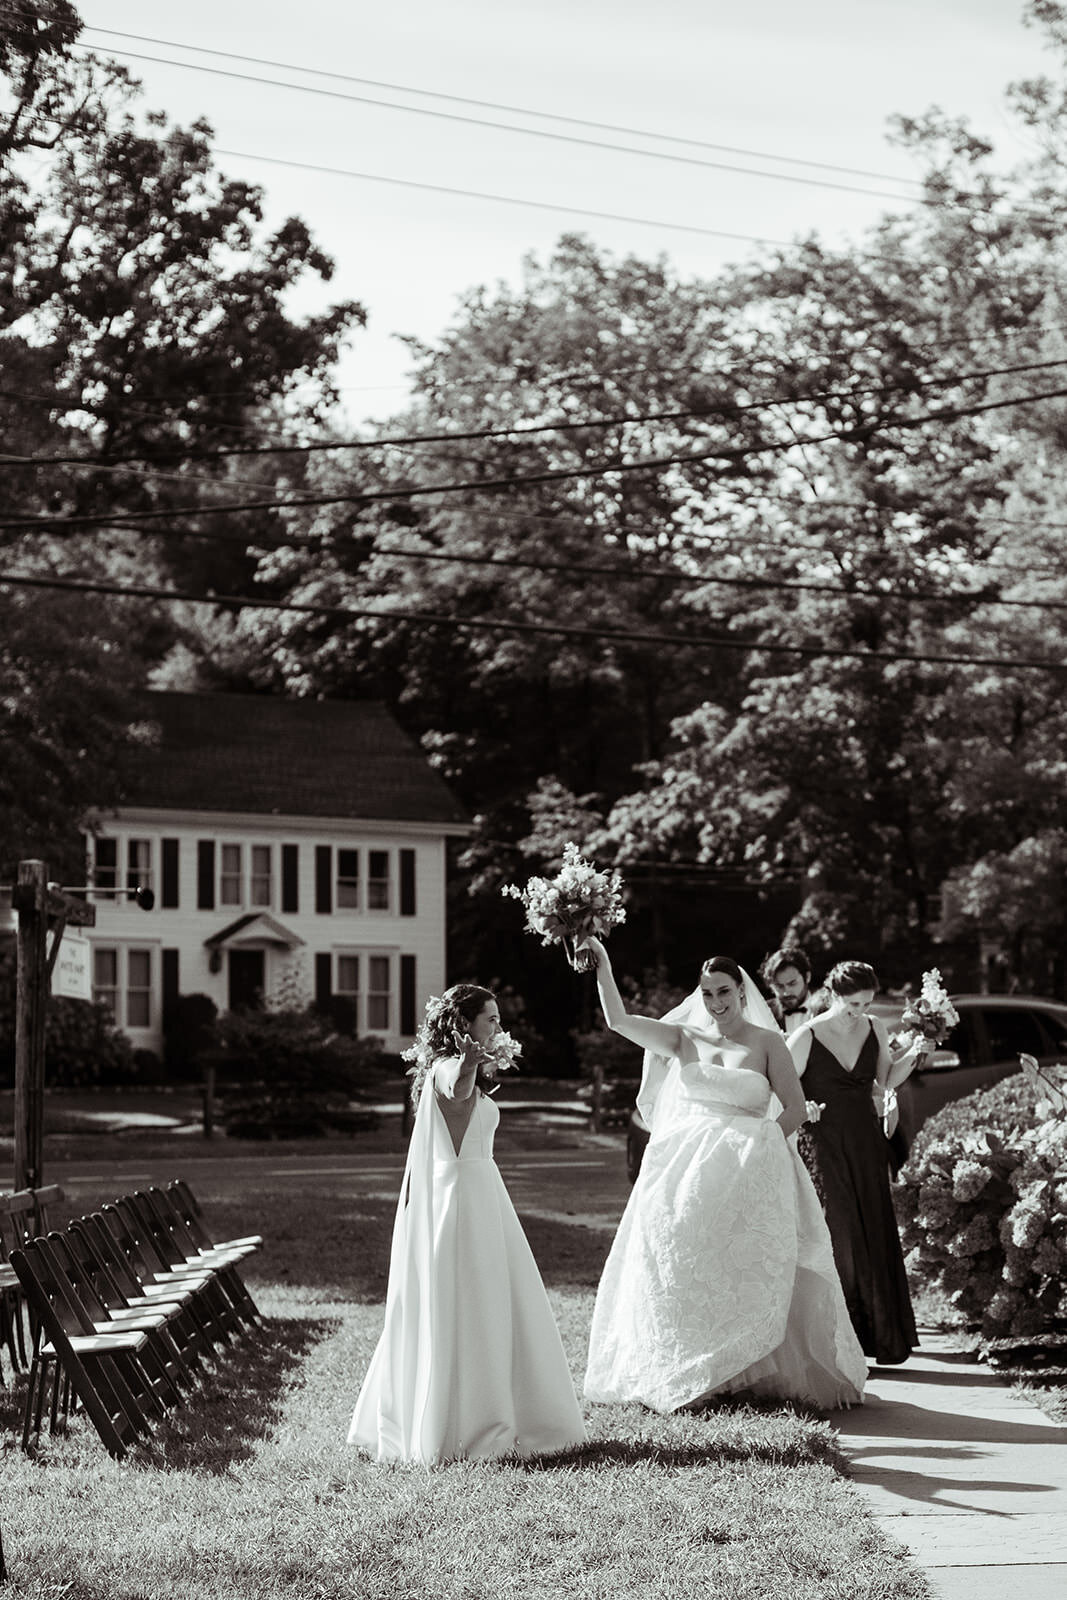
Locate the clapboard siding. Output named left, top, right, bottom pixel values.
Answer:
left=82, top=819, right=452, bottom=1056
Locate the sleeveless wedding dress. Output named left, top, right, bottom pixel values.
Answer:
left=584, top=1035, right=867, bottom=1413
left=349, top=1080, right=585, bottom=1463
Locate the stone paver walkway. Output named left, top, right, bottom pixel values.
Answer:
left=832, top=1328, right=1067, bottom=1599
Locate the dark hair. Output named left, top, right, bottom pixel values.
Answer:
left=405, top=983, right=495, bottom=1105
left=825, top=961, right=878, bottom=997
left=700, top=955, right=744, bottom=985
left=761, top=946, right=811, bottom=983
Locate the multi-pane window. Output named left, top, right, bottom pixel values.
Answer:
left=367, top=850, right=390, bottom=910
left=333, top=952, right=392, bottom=1032
left=93, top=948, right=119, bottom=1014
left=251, top=845, right=272, bottom=907
left=92, top=947, right=152, bottom=1029
left=93, top=838, right=118, bottom=897
left=127, top=839, right=152, bottom=894
left=336, top=954, right=360, bottom=1009
left=220, top=844, right=242, bottom=906
left=337, top=849, right=360, bottom=909
left=126, top=949, right=152, bottom=1028
left=367, top=955, right=391, bottom=1031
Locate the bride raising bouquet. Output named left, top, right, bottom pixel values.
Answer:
left=502, top=842, right=626, bottom=972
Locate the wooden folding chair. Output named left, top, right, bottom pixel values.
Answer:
left=167, top=1179, right=262, bottom=1255
left=121, top=1192, right=253, bottom=1336
left=54, top=1226, right=195, bottom=1402
left=0, top=1186, right=65, bottom=1378
left=10, top=1238, right=154, bottom=1457
left=71, top=1214, right=211, bottom=1373
left=101, top=1200, right=237, bottom=1353
left=140, top=1188, right=261, bottom=1328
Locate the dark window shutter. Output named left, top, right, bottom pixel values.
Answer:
left=399, top=848, right=416, bottom=917
left=161, top=949, right=180, bottom=1031
left=161, top=838, right=180, bottom=909
left=315, top=952, right=332, bottom=1009
left=315, top=846, right=332, bottom=914
left=281, top=844, right=299, bottom=913
left=197, top=841, right=215, bottom=910
left=400, top=954, right=417, bottom=1036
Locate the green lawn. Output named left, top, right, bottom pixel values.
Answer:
left=0, top=1145, right=933, bottom=1600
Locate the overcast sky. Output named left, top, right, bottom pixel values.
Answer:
left=76, top=2, right=1053, bottom=422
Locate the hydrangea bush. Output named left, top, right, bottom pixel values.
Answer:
left=895, top=1062, right=1067, bottom=1338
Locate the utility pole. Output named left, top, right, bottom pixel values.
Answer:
left=12, top=861, right=96, bottom=1192
left=13, top=862, right=47, bottom=1193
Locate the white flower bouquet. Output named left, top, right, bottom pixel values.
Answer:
left=1018, top=1052, right=1067, bottom=1121
left=898, top=969, right=960, bottom=1051
left=502, top=842, right=626, bottom=972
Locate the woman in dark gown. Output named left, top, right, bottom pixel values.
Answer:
left=787, top=961, right=918, bottom=1366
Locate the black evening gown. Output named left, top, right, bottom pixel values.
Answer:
left=797, top=1026, right=917, bottom=1365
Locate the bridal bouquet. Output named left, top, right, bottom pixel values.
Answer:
left=477, top=1028, right=523, bottom=1082
left=502, top=842, right=626, bottom=972
left=897, top=969, right=960, bottom=1052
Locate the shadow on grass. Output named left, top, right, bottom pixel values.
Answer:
left=0, top=1316, right=339, bottom=1475
left=520, top=1430, right=849, bottom=1473
left=138, top=1314, right=340, bottom=1473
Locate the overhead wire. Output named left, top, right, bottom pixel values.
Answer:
left=7, top=352, right=1067, bottom=470
left=78, top=25, right=927, bottom=191
left=6, top=375, right=1067, bottom=533
left=71, top=39, right=933, bottom=210
left=0, top=568, right=1062, bottom=674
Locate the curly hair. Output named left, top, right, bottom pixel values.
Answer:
left=404, top=983, right=495, bottom=1106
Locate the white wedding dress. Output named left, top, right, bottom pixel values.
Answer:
left=584, top=1032, right=867, bottom=1414
left=349, top=1077, right=586, bottom=1463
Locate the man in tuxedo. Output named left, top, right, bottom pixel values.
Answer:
left=761, top=947, right=818, bottom=1033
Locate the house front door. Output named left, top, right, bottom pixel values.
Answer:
left=228, top=949, right=265, bottom=1012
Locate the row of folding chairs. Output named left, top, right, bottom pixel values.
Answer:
left=0, top=1186, right=65, bottom=1380
left=8, top=1181, right=262, bottom=1458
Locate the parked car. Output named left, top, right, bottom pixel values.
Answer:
left=624, top=993, right=1067, bottom=1181
left=875, top=993, right=1067, bottom=1148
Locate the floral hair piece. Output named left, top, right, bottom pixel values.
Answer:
left=402, top=989, right=522, bottom=1106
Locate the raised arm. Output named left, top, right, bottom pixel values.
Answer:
left=433, top=1033, right=482, bottom=1102
left=579, top=935, right=684, bottom=1057
left=766, top=1034, right=808, bottom=1138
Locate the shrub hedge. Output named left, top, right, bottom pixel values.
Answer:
left=895, top=1065, right=1067, bottom=1339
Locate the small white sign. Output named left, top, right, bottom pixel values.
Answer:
left=51, top=931, right=92, bottom=1002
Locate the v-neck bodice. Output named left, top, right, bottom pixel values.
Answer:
left=805, top=1024, right=878, bottom=1091
left=432, top=1090, right=499, bottom=1162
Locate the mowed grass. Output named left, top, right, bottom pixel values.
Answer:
left=0, top=1152, right=932, bottom=1600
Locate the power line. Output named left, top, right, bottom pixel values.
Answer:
left=359, top=542, right=1067, bottom=613
left=75, top=40, right=933, bottom=211
left=6, top=377, right=1067, bottom=534
left=214, top=145, right=790, bottom=248
left=80, top=25, right=926, bottom=191
left=1, top=568, right=1063, bottom=672
left=8, top=352, right=1067, bottom=470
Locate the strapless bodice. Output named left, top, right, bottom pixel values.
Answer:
left=674, top=1046, right=773, bottom=1117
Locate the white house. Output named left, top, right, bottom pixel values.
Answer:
left=81, top=691, right=473, bottom=1057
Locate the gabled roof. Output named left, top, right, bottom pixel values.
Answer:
left=204, top=913, right=305, bottom=949
left=120, top=691, right=470, bottom=826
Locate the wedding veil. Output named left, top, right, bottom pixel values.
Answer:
left=635, top=966, right=781, bottom=1130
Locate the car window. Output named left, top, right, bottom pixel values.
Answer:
left=942, top=1019, right=976, bottom=1067
left=979, top=1007, right=1047, bottom=1062
left=1036, top=1012, right=1067, bottom=1055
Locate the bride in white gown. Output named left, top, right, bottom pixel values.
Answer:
left=579, top=938, right=866, bottom=1414
left=348, top=984, right=585, bottom=1463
